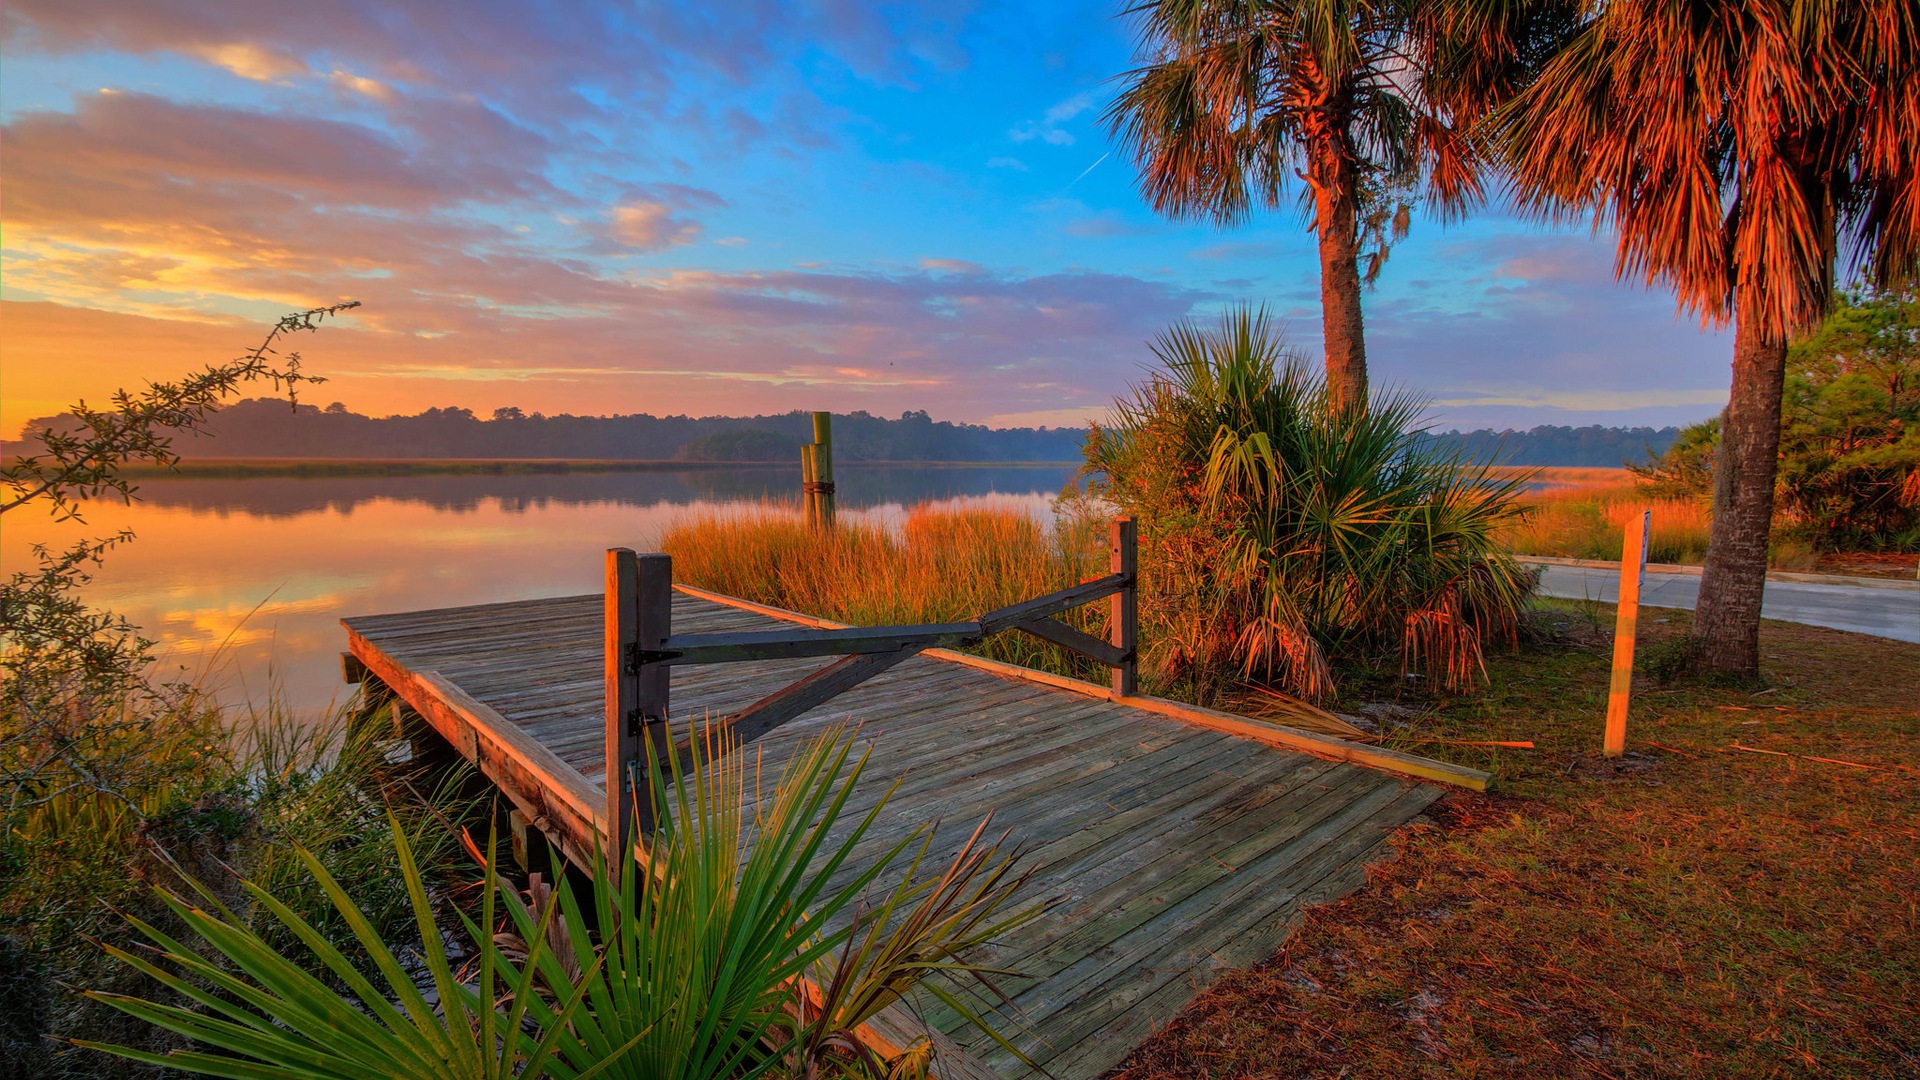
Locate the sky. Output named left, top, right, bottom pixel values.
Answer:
left=0, top=0, right=1736, bottom=438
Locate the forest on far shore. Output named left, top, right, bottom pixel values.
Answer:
left=4, top=398, right=1683, bottom=468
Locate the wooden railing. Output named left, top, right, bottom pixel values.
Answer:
left=603, top=517, right=1138, bottom=859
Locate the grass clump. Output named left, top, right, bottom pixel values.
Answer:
left=662, top=502, right=1112, bottom=682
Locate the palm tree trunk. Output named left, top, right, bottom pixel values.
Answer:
left=1691, top=305, right=1787, bottom=676
left=1316, top=189, right=1369, bottom=411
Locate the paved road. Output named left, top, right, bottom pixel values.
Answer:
left=1529, top=562, right=1920, bottom=644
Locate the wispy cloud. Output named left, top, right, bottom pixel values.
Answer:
left=1009, top=89, right=1099, bottom=146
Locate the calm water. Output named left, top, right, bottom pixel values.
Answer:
left=4, top=464, right=1077, bottom=712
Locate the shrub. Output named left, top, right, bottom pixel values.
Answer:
left=1082, top=308, right=1534, bottom=702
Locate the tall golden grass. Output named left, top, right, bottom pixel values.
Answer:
left=660, top=502, right=1112, bottom=679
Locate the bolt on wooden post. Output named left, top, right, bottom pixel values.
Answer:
left=1603, top=510, right=1651, bottom=758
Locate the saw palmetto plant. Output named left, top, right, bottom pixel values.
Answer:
left=484, top=727, right=1039, bottom=1080
left=1086, top=306, right=1534, bottom=702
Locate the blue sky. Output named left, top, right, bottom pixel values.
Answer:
left=0, top=0, right=1732, bottom=434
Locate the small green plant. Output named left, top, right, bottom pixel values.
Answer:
left=80, top=816, right=605, bottom=1079
left=82, top=727, right=1038, bottom=1080
left=1637, top=636, right=1703, bottom=686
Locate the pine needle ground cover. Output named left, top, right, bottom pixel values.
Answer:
left=1110, top=608, right=1918, bottom=1078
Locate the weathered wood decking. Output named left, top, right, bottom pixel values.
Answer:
left=343, top=587, right=1479, bottom=1080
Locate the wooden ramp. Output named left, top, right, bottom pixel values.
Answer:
left=343, top=586, right=1482, bottom=1080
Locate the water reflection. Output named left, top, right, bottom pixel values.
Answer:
left=3, top=465, right=1077, bottom=713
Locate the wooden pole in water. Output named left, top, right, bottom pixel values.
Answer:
left=800, top=444, right=818, bottom=529
left=811, top=411, right=836, bottom=528
left=1110, top=517, right=1138, bottom=697
left=1603, top=510, right=1650, bottom=758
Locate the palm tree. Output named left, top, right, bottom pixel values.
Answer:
left=1498, top=0, right=1920, bottom=677
left=1105, top=0, right=1551, bottom=409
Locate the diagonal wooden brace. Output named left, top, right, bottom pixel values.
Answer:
left=1010, top=615, right=1130, bottom=668
left=726, top=646, right=925, bottom=745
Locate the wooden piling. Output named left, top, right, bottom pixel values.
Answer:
left=1110, top=517, right=1138, bottom=697
left=801, top=445, right=819, bottom=529
left=810, top=411, right=836, bottom=528
left=1603, top=510, right=1650, bottom=758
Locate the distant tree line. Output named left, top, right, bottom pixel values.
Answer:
left=8, top=401, right=1088, bottom=463
left=1417, top=424, right=1681, bottom=468
left=4, top=399, right=1688, bottom=468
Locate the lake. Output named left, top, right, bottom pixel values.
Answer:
left=3, top=464, right=1078, bottom=712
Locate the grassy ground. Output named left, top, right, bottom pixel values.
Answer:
left=1108, top=605, right=1919, bottom=1078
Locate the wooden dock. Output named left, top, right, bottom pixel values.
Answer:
left=342, top=533, right=1485, bottom=1080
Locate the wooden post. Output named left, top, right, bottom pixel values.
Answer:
left=811, top=411, right=836, bottom=528
left=605, top=549, right=673, bottom=871
left=1603, top=510, right=1650, bottom=758
left=1110, top=517, right=1138, bottom=697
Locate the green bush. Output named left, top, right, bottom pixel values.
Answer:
left=1082, top=307, right=1534, bottom=702
left=1777, top=286, right=1920, bottom=551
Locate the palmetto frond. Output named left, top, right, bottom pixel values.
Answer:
left=1107, top=0, right=1547, bottom=227
left=1497, top=0, right=1920, bottom=339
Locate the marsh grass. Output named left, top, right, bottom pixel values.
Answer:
left=1501, top=480, right=1715, bottom=564
left=1498, top=477, right=1832, bottom=571
left=662, top=502, right=1114, bottom=683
